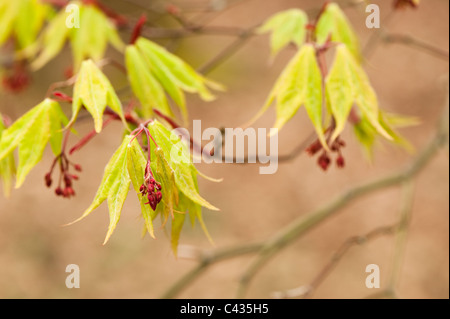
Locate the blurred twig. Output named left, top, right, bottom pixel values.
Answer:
left=272, top=181, right=415, bottom=299
left=381, top=33, right=450, bottom=61
left=235, top=100, right=448, bottom=298
left=162, top=90, right=448, bottom=299
left=273, top=225, right=399, bottom=299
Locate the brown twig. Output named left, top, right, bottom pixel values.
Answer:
left=162, top=93, right=448, bottom=299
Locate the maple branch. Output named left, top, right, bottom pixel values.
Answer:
left=235, top=94, right=448, bottom=298
left=272, top=181, right=415, bottom=299
left=162, top=91, right=448, bottom=299
left=197, top=26, right=258, bottom=74
left=381, top=33, right=450, bottom=61
left=161, top=243, right=263, bottom=299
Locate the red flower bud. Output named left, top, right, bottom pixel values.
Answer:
left=318, top=153, right=331, bottom=171
left=306, top=140, right=323, bottom=156
left=64, top=175, right=72, bottom=187
left=336, top=156, right=345, bottom=168
left=74, top=164, right=82, bottom=172
left=55, top=187, right=63, bottom=196
left=45, top=173, right=53, bottom=188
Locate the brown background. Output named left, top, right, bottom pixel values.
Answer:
left=0, top=0, right=448, bottom=298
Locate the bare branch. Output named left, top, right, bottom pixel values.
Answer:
left=162, top=91, right=448, bottom=299
left=272, top=181, right=415, bottom=299
left=235, top=91, right=449, bottom=299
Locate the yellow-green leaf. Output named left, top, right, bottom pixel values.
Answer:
left=326, top=45, right=392, bottom=141
left=0, top=1, right=20, bottom=46
left=251, top=44, right=327, bottom=148
left=71, top=59, right=126, bottom=133
left=15, top=0, right=51, bottom=49
left=316, top=3, right=361, bottom=61
left=31, top=1, right=124, bottom=71
left=258, top=9, right=308, bottom=57
left=171, top=212, right=186, bottom=257
left=127, top=136, right=156, bottom=238
left=0, top=115, right=16, bottom=197
left=152, top=148, right=179, bottom=223
left=1, top=0, right=51, bottom=49
left=0, top=99, right=66, bottom=188
left=127, top=37, right=224, bottom=121
left=147, top=120, right=219, bottom=211
left=125, top=45, right=171, bottom=118
left=70, top=136, right=131, bottom=244
left=30, top=7, right=70, bottom=70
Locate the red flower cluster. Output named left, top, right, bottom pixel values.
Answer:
left=307, top=136, right=346, bottom=171
left=45, top=155, right=82, bottom=198
left=140, top=166, right=162, bottom=211
left=2, top=65, right=30, bottom=93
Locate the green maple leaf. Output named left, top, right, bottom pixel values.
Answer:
left=258, top=9, right=309, bottom=57
left=31, top=1, right=124, bottom=71
left=70, top=59, right=126, bottom=133
left=126, top=37, right=224, bottom=121
left=147, top=120, right=219, bottom=212
left=127, top=137, right=157, bottom=238
left=0, top=115, right=16, bottom=197
left=152, top=148, right=179, bottom=223
left=326, top=45, right=392, bottom=142
left=70, top=136, right=131, bottom=245
left=354, top=110, right=416, bottom=159
left=125, top=44, right=171, bottom=119
left=0, top=99, right=68, bottom=188
left=315, top=3, right=361, bottom=61
left=71, top=129, right=219, bottom=252
left=249, top=44, right=328, bottom=149
left=0, top=0, right=52, bottom=50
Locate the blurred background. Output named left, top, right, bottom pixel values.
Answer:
left=0, top=0, right=448, bottom=298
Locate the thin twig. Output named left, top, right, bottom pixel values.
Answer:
left=387, top=181, right=415, bottom=292
left=381, top=33, right=450, bottom=61
left=272, top=182, right=415, bottom=299
left=274, top=225, right=399, bottom=299
left=198, top=26, right=258, bottom=74
left=235, top=93, right=449, bottom=299
left=161, top=243, right=264, bottom=299
left=162, top=93, right=448, bottom=299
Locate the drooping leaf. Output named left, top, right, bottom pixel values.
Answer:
left=127, top=136, right=156, bottom=238
left=0, top=99, right=67, bottom=188
left=176, top=189, right=213, bottom=245
left=326, top=45, right=392, bottom=142
left=151, top=148, right=179, bottom=223
left=0, top=115, right=16, bottom=197
left=378, top=111, right=414, bottom=152
left=316, top=3, right=361, bottom=61
left=0, top=0, right=51, bottom=50
left=353, top=115, right=377, bottom=159
left=70, top=136, right=131, bottom=244
left=48, top=104, right=69, bottom=156
left=30, top=6, right=71, bottom=70
left=0, top=1, right=19, bottom=47
left=31, top=1, right=124, bottom=71
left=250, top=44, right=328, bottom=148
left=171, top=212, right=186, bottom=257
left=70, top=3, right=124, bottom=70
left=353, top=110, right=414, bottom=159
left=147, top=120, right=219, bottom=212
left=125, top=45, right=171, bottom=119
left=70, top=59, right=126, bottom=133
left=125, top=37, right=224, bottom=121
left=258, top=9, right=309, bottom=57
